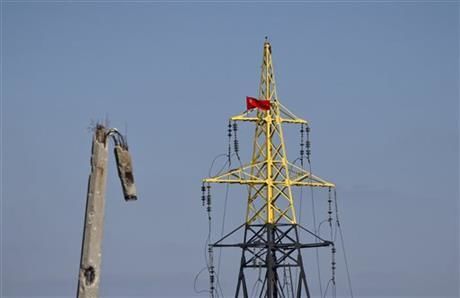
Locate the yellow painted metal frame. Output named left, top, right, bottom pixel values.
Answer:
left=204, top=41, right=335, bottom=225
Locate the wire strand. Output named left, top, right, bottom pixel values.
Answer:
left=334, top=190, right=354, bottom=298
left=307, top=158, right=323, bottom=297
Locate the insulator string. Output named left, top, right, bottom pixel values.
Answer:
left=305, top=125, right=311, bottom=163
left=227, top=121, right=232, bottom=166
left=201, top=183, right=206, bottom=207
left=216, top=182, right=231, bottom=297
left=194, top=182, right=216, bottom=296
left=328, top=187, right=333, bottom=241
left=201, top=149, right=244, bottom=297
left=206, top=184, right=212, bottom=221
left=300, top=123, right=305, bottom=167
left=232, top=121, right=241, bottom=162
left=331, top=245, right=336, bottom=297
left=208, top=245, right=215, bottom=298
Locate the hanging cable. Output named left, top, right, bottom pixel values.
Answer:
left=281, top=266, right=288, bottom=294
left=322, top=246, right=337, bottom=298
left=333, top=189, right=340, bottom=240
left=288, top=266, right=295, bottom=298
left=321, top=188, right=339, bottom=298
left=210, top=151, right=238, bottom=297
left=205, top=184, right=222, bottom=298
left=306, top=126, right=323, bottom=298
left=208, top=154, right=230, bottom=179
left=333, top=189, right=354, bottom=298
left=194, top=182, right=214, bottom=296
left=216, top=183, right=230, bottom=297
left=205, top=184, right=214, bottom=296
left=193, top=227, right=211, bottom=295
left=295, top=125, right=305, bottom=294
left=196, top=150, right=238, bottom=298
left=328, top=188, right=336, bottom=298
left=280, top=264, right=294, bottom=298
left=250, top=262, right=264, bottom=297
left=193, top=266, right=208, bottom=294
left=203, top=151, right=245, bottom=297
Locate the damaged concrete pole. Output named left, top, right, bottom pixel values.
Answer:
left=114, top=145, right=137, bottom=201
left=77, top=125, right=138, bottom=298
left=77, top=125, right=108, bottom=298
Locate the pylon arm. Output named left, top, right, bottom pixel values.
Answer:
left=280, top=118, right=308, bottom=124
left=291, top=181, right=335, bottom=188
left=230, top=110, right=308, bottom=124
left=203, top=161, right=266, bottom=184
left=288, top=162, right=335, bottom=188
left=204, top=178, right=333, bottom=188
left=231, top=114, right=307, bottom=124
left=290, top=177, right=335, bottom=188
left=230, top=113, right=258, bottom=122
left=204, top=160, right=335, bottom=188
left=277, top=101, right=307, bottom=124
left=213, top=241, right=332, bottom=248
left=210, top=222, right=333, bottom=247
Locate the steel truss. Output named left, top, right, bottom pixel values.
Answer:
left=203, top=39, right=335, bottom=298
left=212, top=223, right=332, bottom=297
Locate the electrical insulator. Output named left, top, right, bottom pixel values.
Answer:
left=201, top=184, right=206, bottom=206
left=228, top=121, right=232, bottom=138
left=233, top=122, right=240, bottom=155
left=208, top=246, right=215, bottom=298
left=306, top=125, right=311, bottom=161
left=331, top=246, right=337, bottom=272
left=206, top=185, right=212, bottom=220
left=228, top=121, right=233, bottom=163
left=300, top=124, right=305, bottom=166
left=331, top=244, right=337, bottom=287
left=328, top=187, right=333, bottom=224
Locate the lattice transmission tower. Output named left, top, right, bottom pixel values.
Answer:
left=202, top=39, right=336, bottom=298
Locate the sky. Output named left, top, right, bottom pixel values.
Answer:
left=1, top=2, right=459, bottom=297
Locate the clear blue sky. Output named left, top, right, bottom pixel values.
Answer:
left=2, top=2, right=459, bottom=297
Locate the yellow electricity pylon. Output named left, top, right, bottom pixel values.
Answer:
left=204, top=40, right=334, bottom=225
left=202, top=39, right=337, bottom=298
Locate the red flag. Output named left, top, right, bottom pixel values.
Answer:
left=246, top=96, right=270, bottom=111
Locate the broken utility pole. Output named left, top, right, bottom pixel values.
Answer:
left=77, top=124, right=137, bottom=298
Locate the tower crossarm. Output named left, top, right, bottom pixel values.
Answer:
left=230, top=101, right=308, bottom=125
left=203, top=161, right=267, bottom=185
left=203, top=160, right=335, bottom=188
left=288, top=162, right=335, bottom=188
left=230, top=113, right=307, bottom=125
